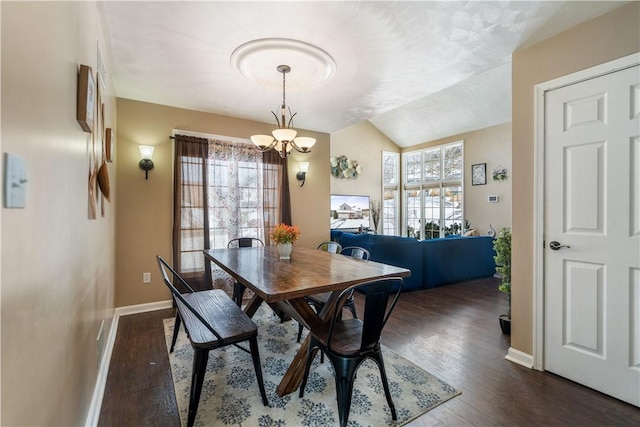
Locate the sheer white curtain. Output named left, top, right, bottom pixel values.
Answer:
left=173, top=134, right=289, bottom=293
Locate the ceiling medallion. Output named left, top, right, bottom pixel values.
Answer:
left=230, top=38, right=336, bottom=89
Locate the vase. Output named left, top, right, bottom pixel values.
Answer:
left=276, top=242, right=293, bottom=260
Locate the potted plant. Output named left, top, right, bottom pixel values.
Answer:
left=270, top=223, right=301, bottom=260
left=493, top=227, right=511, bottom=334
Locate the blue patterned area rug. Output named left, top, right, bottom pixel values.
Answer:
left=163, top=306, right=460, bottom=427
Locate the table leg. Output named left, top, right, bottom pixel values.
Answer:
left=276, top=333, right=312, bottom=396
left=275, top=294, right=341, bottom=396
left=244, top=294, right=263, bottom=318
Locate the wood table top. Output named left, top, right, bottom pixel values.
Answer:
left=203, top=245, right=410, bottom=303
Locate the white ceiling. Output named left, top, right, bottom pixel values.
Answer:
left=98, top=1, right=627, bottom=148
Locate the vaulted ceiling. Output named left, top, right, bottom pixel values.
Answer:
left=98, top=1, right=626, bottom=147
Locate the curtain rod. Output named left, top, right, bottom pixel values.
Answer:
left=170, top=130, right=251, bottom=145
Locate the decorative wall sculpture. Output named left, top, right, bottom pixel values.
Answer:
left=330, top=155, right=362, bottom=179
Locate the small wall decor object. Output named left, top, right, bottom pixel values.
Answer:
left=105, top=128, right=114, bottom=162
left=97, top=161, right=111, bottom=202
left=76, top=65, right=95, bottom=133
left=471, top=163, right=486, bottom=185
left=330, top=155, right=362, bottom=179
left=97, top=103, right=110, bottom=203
left=492, top=165, right=508, bottom=181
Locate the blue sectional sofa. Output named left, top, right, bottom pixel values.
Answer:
left=331, top=231, right=496, bottom=291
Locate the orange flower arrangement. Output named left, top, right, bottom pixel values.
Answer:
left=270, top=223, right=301, bottom=244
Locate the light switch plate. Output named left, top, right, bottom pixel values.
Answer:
left=4, top=153, right=28, bottom=208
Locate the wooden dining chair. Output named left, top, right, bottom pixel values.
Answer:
left=296, top=245, right=368, bottom=343
left=299, top=277, right=404, bottom=427
left=157, top=256, right=268, bottom=427
left=227, top=237, right=264, bottom=306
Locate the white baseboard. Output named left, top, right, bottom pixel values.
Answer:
left=85, top=300, right=173, bottom=426
left=115, top=299, right=173, bottom=317
left=505, top=347, right=534, bottom=369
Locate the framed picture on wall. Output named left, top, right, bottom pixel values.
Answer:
left=76, top=64, right=95, bottom=133
left=472, top=163, right=486, bottom=186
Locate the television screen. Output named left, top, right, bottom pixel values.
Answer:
left=330, top=194, right=370, bottom=230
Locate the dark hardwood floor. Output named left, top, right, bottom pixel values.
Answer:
left=98, top=278, right=640, bottom=426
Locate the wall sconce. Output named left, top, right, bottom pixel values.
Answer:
left=138, top=145, right=154, bottom=179
left=296, top=162, right=309, bottom=187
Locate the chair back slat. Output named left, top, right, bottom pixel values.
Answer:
left=228, top=237, right=264, bottom=248
left=339, top=246, right=370, bottom=260
left=157, top=256, right=224, bottom=342
left=318, top=241, right=342, bottom=253
left=327, top=277, right=403, bottom=353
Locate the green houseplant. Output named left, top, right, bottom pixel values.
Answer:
left=493, top=227, right=511, bottom=334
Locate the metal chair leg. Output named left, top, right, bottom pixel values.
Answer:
left=187, top=349, right=209, bottom=427
left=249, top=336, right=269, bottom=406
left=171, top=313, right=181, bottom=353
left=345, top=295, right=357, bottom=319
left=299, top=342, right=321, bottom=398
left=372, top=350, right=397, bottom=421
left=330, top=354, right=359, bottom=427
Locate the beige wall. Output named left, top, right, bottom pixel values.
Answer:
left=116, top=99, right=330, bottom=307
left=511, top=2, right=639, bottom=355
left=402, top=123, right=513, bottom=235
left=1, top=2, right=116, bottom=425
left=330, top=121, right=400, bottom=231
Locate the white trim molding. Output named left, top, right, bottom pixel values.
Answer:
left=114, top=299, right=173, bottom=317
left=505, top=347, right=534, bottom=369
left=85, top=300, right=173, bottom=426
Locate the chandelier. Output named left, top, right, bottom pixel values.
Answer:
left=250, top=65, right=316, bottom=158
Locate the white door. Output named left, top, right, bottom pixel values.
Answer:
left=544, top=65, right=640, bottom=406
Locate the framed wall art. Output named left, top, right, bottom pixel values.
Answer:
left=471, top=163, right=486, bottom=186
left=76, top=64, right=95, bottom=133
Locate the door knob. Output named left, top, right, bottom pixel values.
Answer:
left=549, top=241, right=570, bottom=250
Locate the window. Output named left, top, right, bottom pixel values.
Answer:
left=178, top=139, right=271, bottom=273
left=382, top=151, right=399, bottom=235
left=403, top=141, right=464, bottom=239
left=174, top=133, right=286, bottom=293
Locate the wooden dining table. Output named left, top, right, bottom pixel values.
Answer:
left=203, top=245, right=411, bottom=397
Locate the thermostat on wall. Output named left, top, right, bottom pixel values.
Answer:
left=4, top=153, right=28, bottom=208
left=488, top=195, right=499, bottom=203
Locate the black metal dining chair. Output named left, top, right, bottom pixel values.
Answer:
left=157, top=256, right=268, bottom=427
left=299, top=277, right=404, bottom=427
left=227, top=237, right=264, bottom=306
left=296, top=245, right=369, bottom=342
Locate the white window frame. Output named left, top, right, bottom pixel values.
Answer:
left=381, top=151, right=400, bottom=235
left=402, top=141, right=464, bottom=239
